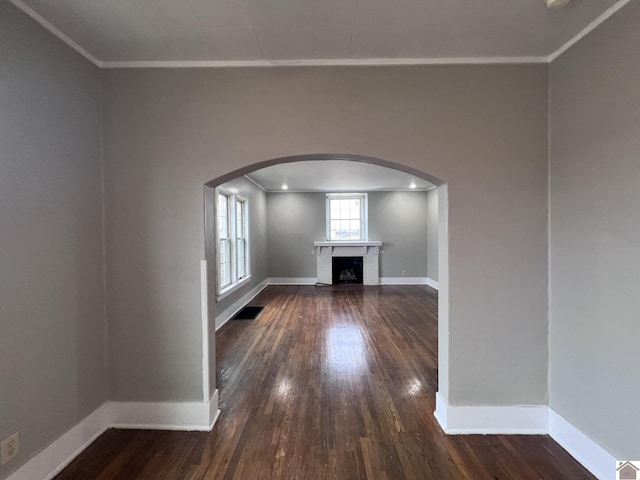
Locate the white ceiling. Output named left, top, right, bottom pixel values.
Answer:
left=245, top=160, right=435, bottom=192
left=10, top=0, right=628, bottom=66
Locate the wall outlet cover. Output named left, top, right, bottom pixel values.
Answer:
left=1, top=432, right=20, bottom=465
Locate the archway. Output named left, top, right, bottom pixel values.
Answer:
left=202, top=154, right=449, bottom=419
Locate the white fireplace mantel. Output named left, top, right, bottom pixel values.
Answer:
left=314, top=241, right=382, bottom=285
left=313, top=241, right=382, bottom=248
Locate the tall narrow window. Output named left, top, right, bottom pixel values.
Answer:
left=326, top=193, right=367, bottom=241
left=216, top=186, right=250, bottom=298
left=236, top=198, right=247, bottom=279
left=218, top=192, right=231, bottom=289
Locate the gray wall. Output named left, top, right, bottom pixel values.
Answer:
left=426, top=188, right=439, bottom=281
left=214, top=176, right=268, bottom=323
left=0, top=3, right=104, bottom=478
left=267, top=193, right=325, bottom=278
left=267, top=191, right=431, bottom=279
left=369, top=191, right=429, bottom=278
left=549, top=1, right=640, bottom=460
left=102, top=64, right=549, bottom=406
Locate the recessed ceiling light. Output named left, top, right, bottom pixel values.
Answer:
left=282, top=184, right=288, bottom=190
left=545, top=0, right=571, bottom=9
left=409, top=182, right=417, bottom=189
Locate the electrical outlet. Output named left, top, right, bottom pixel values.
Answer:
left=1, top=433, right=20, bottom=465
left=402, top=270, right=406, bottom=277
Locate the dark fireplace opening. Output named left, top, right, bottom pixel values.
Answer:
left=332, top=257, right=363, bottom=285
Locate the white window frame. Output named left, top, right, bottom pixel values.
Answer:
left=235, top=196, right=248, bottom=281
left=326, top=193, right=368, bottom=242
left=216, top=186, right=251, bottom=300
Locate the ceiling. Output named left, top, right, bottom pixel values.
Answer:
left=245, top=160, right=435, bottom=192
left=10, top=0, right=628, bottom=66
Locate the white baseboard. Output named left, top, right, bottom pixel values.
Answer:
left=268, top=277, right=317, bottom=285
left=426, top=277, right=439, bottom=290
left=7, top=404, right=110, bottom=480
left=109, top=389, right=219, bottom=432
left=7, top=391, right=220, bottom=480
left=434, top=394, right=616, bottom=479
left=215, top=279, right=269, bottom=330
left=434, top=392, right=448, bottom=430
left=548, top=408, right=615, bottom=480
left=268, top=277, right=439, bottom=288
left=433, top=392, right=548, bottom=434
left=380, top=277, right=439, bottom=286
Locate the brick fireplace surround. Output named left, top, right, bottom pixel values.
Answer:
left=314, top=241, right=382, bottom=285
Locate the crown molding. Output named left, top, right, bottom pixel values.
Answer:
left=243, top=175, right=267, bottom=192
left=548, top=0, right=632, bottom=62
left=99, top=57, right=548, bottom=69
left=9, top=0, right=632, bottom=69
left=9, top=0, right=104, bottom=67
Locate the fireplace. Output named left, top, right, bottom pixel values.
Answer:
left=332, top=257, right=363, bottom=284
left=314, top=241, right=381, bottom=285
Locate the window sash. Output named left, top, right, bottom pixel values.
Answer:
left=216, top=188, right=250, bottom=297
left=327, top=194, right=366, bottom=241
left=236, top=199, right=247, bottom=279
left=219, top=238, right=232, bottom=288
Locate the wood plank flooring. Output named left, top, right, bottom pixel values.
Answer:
left=56, top=285, right=594, bottom=479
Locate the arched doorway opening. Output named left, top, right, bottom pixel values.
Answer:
left=202, top=154, right=449, bottom=420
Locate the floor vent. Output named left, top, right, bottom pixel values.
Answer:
left=232, top=306, right=264, bottom=320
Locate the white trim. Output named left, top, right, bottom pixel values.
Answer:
left=548, top=409, right=616, bottom=480
left=108, top=391, right=219, bottom=432
left=8, top=0, right=103, bottom=67
left=426, top=278, right=439, bottom=290
left=313, top=241, right=381, bottom=247
left=268, top=277, right=317, bottom=285
left=7, top=392, right=220, bottom=480
left=243, top=174, right=267, bottom=192
left=434, top=392, right=448, bottom=432
left=215, top=279, right=269, bottom=330
left=208, top=390, right=222, bottom=431
left=8, top=0, right=631, bottom=69
left=548, top=0, right=633, bottom=61
left=7, top=405, right=110, bottom=480
left=379, top=277, right=435, bottom=286
left=200, top=260, right=210, bottom=402
left=268, top=188, right=435, bottom=193
left=217, top=274, right=252, bottom=301
left=433, top=396, right=617, bottom=479
left=433, top=395, right=548, bottom=435
left=100, top=57, right=548, bottom=69
left=379, top=277, right=428, bottom=285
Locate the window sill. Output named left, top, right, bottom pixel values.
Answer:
left=217, top=275, right=252, bottom=302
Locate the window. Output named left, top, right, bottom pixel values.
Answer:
left=218, top=192, right=231, bottom=289
left=326, top=193, right=367, bottom=241
left=236, top=198, right=247, bottom=280
left=216, top=187, right=250, bottom=298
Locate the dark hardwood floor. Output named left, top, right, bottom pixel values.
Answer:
left=56, top=285, right=594, bottom=479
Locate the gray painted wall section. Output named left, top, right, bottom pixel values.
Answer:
left=0, top=3, right=105, bottom=478
left=214, top=177, right=268, bottom=318
left=549, top=0, right=640, bottom=459
left=426, top=188, right=439, bottom=282
left=267, top=193, right=325, bottom=278
left=368, top=191, right=429, bottom=278
left=102, top=64, right=549, bottom=406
